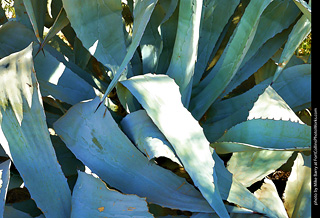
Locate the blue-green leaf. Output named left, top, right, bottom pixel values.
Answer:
left=0, top=21, right=96, bottom=105
left=0, top=44, right=71, bottom=218
left=99, top=0, right=158, bottom=106
left=272, top=13, right=311, bottom=82
left=121, top=110, right=182, bottom=165
left=193, top=0, right=239, bottom=86
left=293, top=0, right=311, bottom=21
left=54, top=97, right=215, bottom=213
left=0, top=160, right=11, bottom=214
left=121, top=74, right=229, bottom=217
left=212, top=152, right=277, bottom=217
left=38, top=8, right=69, bottom=53
left=272, top=64, right=311, bottom=112
left=166, top=0, right=203, bottom=106
left=71, top=171, right=153, bottom=218
left=217, top=85, right=308, bottom=187
left=214, top=119, right=311, bottom=153
left=140, top=0, right=178, bottom=74
left=22, top=0, right=46, bottom=43
left=62, top=0, right=127, bottom=75
left=190, top=0, right=273, bottom=120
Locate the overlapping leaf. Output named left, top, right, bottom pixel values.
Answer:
left=0, top=44, right=71, bottom=218
left=54, top=97, right=214, bottom=213
left=71, top=171, right=153, bottom=218
left=190, top=0, right=272, bottom=120
left=121, top=74, right=229, bottom=217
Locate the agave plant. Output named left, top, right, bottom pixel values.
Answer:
left=0, top=0, right=311, bottom=217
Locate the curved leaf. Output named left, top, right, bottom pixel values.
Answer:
left=71, top=171, right=153, bottom=218
left=54, top=97, right=215, bottom=213
left=272, top=13, right=311, bottom=82
left=272, top=64, right=311, bottom=112
left=216, top=119, right=310, bottom=150
left=283, top=153, right=311, bottom=217
left=254, top=178, right=288, bottom=218
left=22, top=0, right=46, bottom=43
left=62, top=0, right=127, bottom=75
left=193, top=0, right=239, bottom=86
left=293, top=0, right=311, bottom=21
left=121, top=74, right=229, bottom=217
left=0, top=44, right=71, bottom=218
left=121, top=110, right=182, bottom=165
left=0, top=21, right=96, bottom=105
left=190, top=0, right=272, bottom=120
left=166, top=0, right=203, bottom=106
left=99, top=0, right=158, bottom=106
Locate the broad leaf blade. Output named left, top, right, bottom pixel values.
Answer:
left=0, top=21, right=96, bottom=105
left=216, top=119, right=310, bottom=151
left=99, top=0, right=158, bottom=105
left=54, top=97, right=215, bottom=213
left=283, top=153, right=311, bottom=217
left=254, top=178, right=288, bottom=218
left=0, top=44, right=71, bottom=218
left=190, top=0, right=272, bottom=120
left=166, top=0, right=203, bottom=106
left=22, top=0, right=46, bottom=43
left=272, top=64, right=311, bottom=112
left=121, top=110, right=182, bottom=165
left=62, top=0, right=127, bottom=75
left=121, top=74, right=229, bottom=217
left=272, top=14, right=311, bottom=82
left=293, top=0, right=311, bottom=21
left=71, top=171, right=153, bottom=218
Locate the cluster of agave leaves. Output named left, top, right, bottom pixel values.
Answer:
left=0, top=0, right=311, bottom=217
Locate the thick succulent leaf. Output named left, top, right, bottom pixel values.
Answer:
left=190, top=0, right=272, bottom=120
left=193, top=0, right=239, bottom=86
left=272, top=64, right=311, bottom=112
left=71, top=171, right=153, bottom=218
left=202, top=82, right=268, bottom=142
left=272, top=14, right=311, bottom=82
left=62, top=0, right=127, bottom=75
left=216, top=119, right=310, bottom=151
left=213, top=141, right=310, bottom=154
left=34, top=46, right=96, bottom=105
left=99, top=0, right=157, bottom=106
left=22, top=0, right=46, bottom=43
left=155, top=6, right=178, bottom=75
left=166, top=0, right=203, bottom=106
left=0, top=44, right=71, bottom=218
left=212, top=152, right=277, bottom=217
left=254, top=178, right=288, bottom=218
left=222, top=28, right=290, bottom=97
left=38, top=8, right=69, bottom=53
left=227, top=150, right=293, bottom=188
left=54, top=97, right=215, bottom=213
left=0, top=21, right=96, bottom=105
left=140, top=0, right=178, bottom=74
left=0, top=160, right=11, bottom=214
left=293, top=0, right=311, bottom=21
left=121, top=74, right=229, bottom=217
left=222, top=86, right=306, bottom=187
left=283, top=153, right=311, bottom=217
left=4, top=206, right=34, bottom=218
left=121, top=110, right=182, bottom=165
left=240, top=0, right=300, bottom=67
